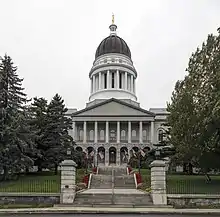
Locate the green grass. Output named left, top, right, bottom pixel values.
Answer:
left=0, top=169, right=86, bottom=193
left=139, top=169, right=220, bottom=194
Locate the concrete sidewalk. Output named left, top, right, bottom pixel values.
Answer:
left=0, top=206, right=220, bottom=215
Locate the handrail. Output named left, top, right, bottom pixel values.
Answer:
left=111, top=168, right=115, bottom=205
left=126, top=167, right=129, bottom=175
left=88, top=173, right=92, bottom=189
left=134, top=173, right=137, bottom=189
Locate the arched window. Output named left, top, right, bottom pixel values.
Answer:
left=132, top=130, right=136, bottom=139
left=158, top=129, right=164, bottom=142
left=110, top=130, right=116, bottom=141
left=79, top=129, right=83, bottom=141
left=100, top=130, right=105, bottom=141
left=121, top=130, right=126, bottom=140
left=143, top=130, right=147, bottom=141
left=89, top=130, right=94, bottom=141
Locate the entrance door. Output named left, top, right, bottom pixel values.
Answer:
left=109, top=147, right=116, bottom=165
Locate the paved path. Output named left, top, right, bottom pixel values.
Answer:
left=81, top=189, right=145, bottom=194
left=0, top=207, right=220, bottom=215
left=2, top=215, right=212, bottom=217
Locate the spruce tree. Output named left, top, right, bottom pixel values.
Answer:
left=0, top=55, right=34, bottom=179
left=43, top=94, right=73, bottom=174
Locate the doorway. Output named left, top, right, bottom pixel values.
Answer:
left=109, top=147, right=116, bottom=165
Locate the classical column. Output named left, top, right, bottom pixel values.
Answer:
left=107, top=70, right=110, bottom=89
left=128, top=121, right=131, bottom=143
left=131, top=75, right=134, bottom=92
left=72, top=121, right=75, bottom=141
left=117, top=121, right=120, bottom=143
left=94, top=121, right=98, bottom=143
left=90, top=79, right=93, bottom=93
left=139, top=121, right=143, bottom=143
left=125, top=72, right=128, bottom=90
left=151, top=121, right=155, bottom=144
left=105, top=121, right=109, bottom=143
left=116, top=70, right=119, bottom=89
left=99, top=72, right=102, bottom=89
left=92, top=75, right=95, bottom=92
left=83, top=121, right=87, bottom=143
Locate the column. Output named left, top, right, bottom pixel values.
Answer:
left=99, top=72, right=102, bottom=89
left=83, top=121, right=87, bottom=143
left=105, top=121, right=109, bottom=143
left=151, top=121, right=155, bottom=144
left=60, top=159, right=77, bottom=204
left=72, top=121, right=75, bottom=140
left=117, top=121, right=120, bottom=143
left=128, top=121, right=131, bottom=143
left=105, top=148, right=109, bottom=166
left=107, top=70, right=110, bottom=89
left=139, top=121, right=143, bottom=143
left=92, top=75, right=95, bottom=92
left=125, top=72, right=128, bottom=90
left=116, top=70, right=119, bottom=89
left=94, top=121, right=98, bottom=143
left=90, top=79, right=93, bottom=93
left=131, top=75, right=134, bottom=92
left=150, top=160, right=167, bottom=205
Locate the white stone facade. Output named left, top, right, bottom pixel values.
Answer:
left=66, top=21, right=168, bottom=166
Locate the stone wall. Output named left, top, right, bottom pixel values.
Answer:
left=168, top=194, right=220, bottom=208
left=0, top=193, right=60, bottom=204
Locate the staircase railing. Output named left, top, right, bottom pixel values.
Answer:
left=88, top=173, right=92, bottom=189
left=111, top=168, right=115, bottom=205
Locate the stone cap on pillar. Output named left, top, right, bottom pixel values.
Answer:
left=150, top=160, right=166, bottom=168
left=60, top=159, right=77, bottom=167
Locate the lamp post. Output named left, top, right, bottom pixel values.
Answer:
left=67, top=147, right=71, bottom=159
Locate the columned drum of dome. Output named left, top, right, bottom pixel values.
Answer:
left=89, top=19, right=137, bottom=102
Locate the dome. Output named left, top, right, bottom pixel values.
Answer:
left=95, top=35, right=131, bottom=59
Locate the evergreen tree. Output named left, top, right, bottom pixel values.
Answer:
left=43, top=94, right=73, bottom=174
left=0, top=55, right=34, bottom=179
left=28, top=97, right=48, bottom=172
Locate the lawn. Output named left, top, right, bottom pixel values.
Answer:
left=139, top=169, right=220, bottom=194
left=0, top=169, right=86, bottom=193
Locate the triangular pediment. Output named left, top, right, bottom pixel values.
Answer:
left=73, top=99, right=155, bottom=117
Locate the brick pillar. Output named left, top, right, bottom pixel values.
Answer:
left=150, top=160, right=167, bottom=205
left=60, top=159, right=77, bottom=204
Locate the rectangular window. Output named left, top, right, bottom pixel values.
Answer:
left=119, top=72, right=122, bottom=89
left=111, top=72, right=115, bottom=88
left=104, top=73, right=107, bottom=89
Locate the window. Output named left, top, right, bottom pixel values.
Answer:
left=131, top=130, right=136, bottom=139
left=111, top=72, right=115, bottom=88
left=121, top=130, right=126, bottom=140
left=89, top=130, right=94, bottom=141
left=104, top=73, right=107, bottom=89
left=158, top=129, right=164, bottom=142
left=110, top=130, right=116, bottom=141
left=119, top=72, right=122, bottom=89
left=79, top=129, right=83, bottom=141
left=100, top=130, right=105, bottom=141
left=143, top=130, right=147, bottom=141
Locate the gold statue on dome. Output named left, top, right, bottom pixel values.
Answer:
left=112, top=13, right=114, bottom=24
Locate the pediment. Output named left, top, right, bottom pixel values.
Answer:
left=73, top=99, right=154, bottom=117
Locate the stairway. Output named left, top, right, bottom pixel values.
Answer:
left=73, top=166, right=153, bottom=207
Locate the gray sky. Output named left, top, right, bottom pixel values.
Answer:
left=0, top=0, right=219, bottom=110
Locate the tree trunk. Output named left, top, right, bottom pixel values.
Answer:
left=54, top=164, right=58, bottom=175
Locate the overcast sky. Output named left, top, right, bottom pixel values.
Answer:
left=0, top=0, right=219, bottom=110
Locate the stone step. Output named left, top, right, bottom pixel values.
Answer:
left=73, top=193, right=112, bottom=205
left=114, top=175, right=135, bottom=189
left=73, top=193, right=153, bottom=206
left=90, top=174, right=112, bottom=189
left=112, top=194, right=153, bottom=205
